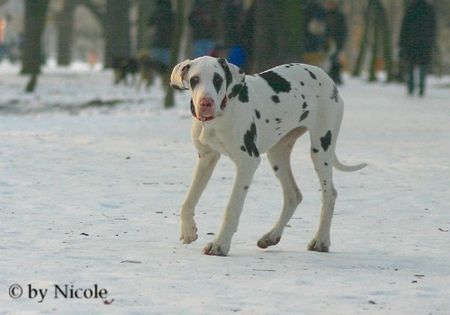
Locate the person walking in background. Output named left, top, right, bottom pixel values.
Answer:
left=303, top=0, right=327, bottom=67
left=189, top=1, right=216, bottom=58
left=399, top=0, right=436, bottom=97
left=0, top=17, right=7, bottom=62
left=148, top=0, right=173, bottom=67
left=324, top=0, right=347, bottom=85
left=223, top=0, right=247, bottom=69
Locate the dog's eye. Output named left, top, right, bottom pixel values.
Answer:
left=213, top=73, right=223, bottom=93
left=190, top=76, right=199, bottom=89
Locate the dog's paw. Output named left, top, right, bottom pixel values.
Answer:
left=180, top=219, right=198, bottom=244
left=307, top=237, right=330, bottom=252
left=203, top=241, right=230, bottom=256
left=257, top=232, right=281, bottom=249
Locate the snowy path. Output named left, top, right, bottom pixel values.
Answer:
left=0, top=67, right=449, bottom=314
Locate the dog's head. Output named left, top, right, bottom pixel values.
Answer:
left=170, top=56, right=245, bottom=121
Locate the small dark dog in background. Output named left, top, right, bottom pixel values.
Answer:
left=136, top=51, right=169, bottom=89
left=111, top=56, right=139, bottom=85
left=111, top=53, right=169, bottom=88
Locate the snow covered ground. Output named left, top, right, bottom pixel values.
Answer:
left=0, top=63, right=449, bottom=314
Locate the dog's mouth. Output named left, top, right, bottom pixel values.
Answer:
left=199, top=112, right=214, bottom=121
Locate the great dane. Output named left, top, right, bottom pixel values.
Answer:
left=170, top=56, right=366, bottom=256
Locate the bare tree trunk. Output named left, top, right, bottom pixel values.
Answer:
left=352, top=0, right=373, bottom=77
left=368, top=0, right=380, bottom=82
left=136, top=0, right=154, bottom=52
left=430, top=0, right=445, bottom=76
left=164, top=0, right=184, bottom=108
left=57, top=0, right=77, bottom=66
left=375, top=0, right=394, bottom=82
left=278, top=0, right=305, bottom=63
left=22, top=0, right=50, bottom=93
left=104, top=0, right=131, bottom=68
left=252, top=0, right=279, bottom=72
left=180, top=0, right=193, bottom=60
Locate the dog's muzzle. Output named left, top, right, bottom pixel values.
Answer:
left=191, top=97, right=228, bottom=122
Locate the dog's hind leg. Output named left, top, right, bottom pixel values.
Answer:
left=307, top=128, right=338, bottom=252
left=257, top=128, right=306, bottom=249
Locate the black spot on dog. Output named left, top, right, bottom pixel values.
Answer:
left=275, top=118, right=282, bottom=124
left=271, top=95, right=280, bottom=103
left=299, top=111, right=309, bottom=122
left=302, top=101, right=308, bottom=109
left=324, top=162, right=328, bottom=166
left=238, top=84, right=249, bottom=102
left=244, top=186, right=249, bottom=190
left=190, top=99, right=196, bottom=118
left=300, top=81, right=305, bottom=86
left=228, top=84, right=241, bottom=98
left=301, top=94, right=305, bottom=99
left=275, top=127, right=281, bottom=130
left=243, top=122, right=259, bottom=157
left=217, top=57, right=232, bottom=88
left=259, top=71, right=291, bottom=93
left=228, top=83, right=245, bottom=102
left=229, top=83, right=249, bottom=102
left=305, top=68, right=317, bottom=80
left=320, top=130, right=332, bottom=151
left=265, top=119, right=270, bottom=123
left=190, top=76, right=199, bottom=89
left=312, top=148, right=319, bottom=153
left=240, top=145, right=246, bottom=152
left=273, top=166, right=279, bottom=171
left=331, top=85, right=339, bottom=102
left=255, top=109, right=261, bottom=119
left=213, top=72, right=224, bottom=94
left=319, top=82, right=322, bottom=86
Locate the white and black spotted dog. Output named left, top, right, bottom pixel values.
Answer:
left=170, top=56, right=366, bottom=256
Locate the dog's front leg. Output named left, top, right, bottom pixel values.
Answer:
left=180, top=150, right=220, bottom=244
left=204, top=158, right=260, bottom=256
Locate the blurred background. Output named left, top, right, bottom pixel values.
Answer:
left=0, top=0, right=449, bottom=101
left=1, top=3, right=450, bottom=312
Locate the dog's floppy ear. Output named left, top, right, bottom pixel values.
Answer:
left=170, top=59, right=191, bottom=90
left=217, top=57, right=245, bottom=92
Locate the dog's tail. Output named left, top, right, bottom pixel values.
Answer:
left=333, top=154, right=367, bottom=172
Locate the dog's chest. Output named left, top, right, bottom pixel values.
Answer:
left=198, top=125, right=234, bottom=156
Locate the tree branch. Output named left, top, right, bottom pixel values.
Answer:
left=78, top=0, right=106, bottom=27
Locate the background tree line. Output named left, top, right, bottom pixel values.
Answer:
left=0, top=0, right=448, bottom=96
